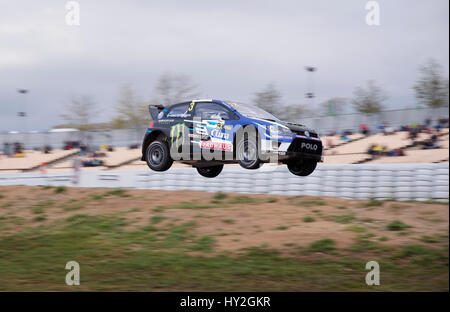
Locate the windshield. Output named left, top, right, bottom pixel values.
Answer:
left=226, top=102, right=281, bottom=121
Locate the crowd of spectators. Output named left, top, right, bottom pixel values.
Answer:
left=367, top=143, right=406, bottom=159
left=2, top=142, right=24, bottom=157
left=364, top=117, right=448, bottom=159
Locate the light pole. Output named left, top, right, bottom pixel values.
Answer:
left=17, top=89, right=29, bottom=149
left=304, top=66, right=317, bottom=104
left=304, top=66, right=317, bottom=129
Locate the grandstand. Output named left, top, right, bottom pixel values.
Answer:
left=323, top=128, right=449, bottom=165
left=46, top=147, right=141, bottom=171
left=366, top=148, right=449, bottom=164
left=321, top=133, right=365, bottom=149
left=0, top=149, right=79, bottom=172
left=1, top=127, right=448, bottom=172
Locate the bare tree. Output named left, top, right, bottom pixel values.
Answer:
left=114, top=84, right=148, bottom=128
left=60, top=95, right=98, bottom=131
left=352, top=80, right=387, bottom=114
left=414, top=59, right=449, bottom=108
left=153, top=73, right=200, bottom=105
left=253, top=83, right=283, bottom=116
left=109, top=116, right=128, bottom=129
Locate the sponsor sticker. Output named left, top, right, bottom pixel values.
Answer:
left=300, top=142, right=319, bottom=151
left=201, top=141, right=232, bottom=151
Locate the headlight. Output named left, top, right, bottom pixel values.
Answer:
left=269, top=125, right=292, bottom=136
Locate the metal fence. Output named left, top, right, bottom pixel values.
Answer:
left=0, top=128, right=146, bottom=150
left=297, top=106, right=449, bottom=135
left=0, top=163, right=448, bottom=202
left=1, top=106, right=448, bottom=149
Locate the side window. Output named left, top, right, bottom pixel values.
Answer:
left=194, top=103, right=237, bottom=120
left=166, top=103, right=192, bottom=119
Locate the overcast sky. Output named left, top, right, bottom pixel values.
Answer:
left=0, top=0, right=448, bottom=131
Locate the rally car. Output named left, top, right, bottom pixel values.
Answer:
left=141, top=99, right=323, bottom=178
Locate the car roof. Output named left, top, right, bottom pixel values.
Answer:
left=167, top=99, right=229, bottom=108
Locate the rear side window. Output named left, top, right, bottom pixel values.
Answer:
left=166, top=103, right=192, bottom=118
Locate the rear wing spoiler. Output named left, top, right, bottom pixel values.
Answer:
left=148, top=104, right=165, bottom=120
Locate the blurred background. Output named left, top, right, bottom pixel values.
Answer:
left=0, top=0, right=448, bottom=291
left=0, top=0, right=448, bottom=172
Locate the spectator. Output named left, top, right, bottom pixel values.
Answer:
left=343, top=130, right=353, bottom=136
left=326, top=138, right=335, bottom=148
left=340, top=134, right=351, bottom=142
left=423, top=134, right=441, bottom=149
left=373, top=144, right=385, bottom=155
left=377, top=123, right=385, bottom=133
left=14, top=142, right=24, bottom=156
left=367, top=144, right=376, bottom=156
left=388, top=149, right=405, bottom=157
left=83, top=159, right=104, bottom=167
left=43, top=145, right=52, bottom=154
left=3, top=143, right=12, bottom=157
left=359, top=124, right=370, bottom=136
left=384, top=125, right=394, bottom=135
left=368, top=144, right=386, bottom=159
left=79, top=144, right=88, bottom=156
left=440, top=117, right=449, bottom=128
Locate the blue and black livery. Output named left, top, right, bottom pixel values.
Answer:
left=141, top=99, right=323, bottom=178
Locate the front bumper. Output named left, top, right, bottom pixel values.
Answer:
left=261, top=136, right=323, bottom=162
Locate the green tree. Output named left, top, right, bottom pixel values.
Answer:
left=352, top=80, right=387, bottom=114
left=413, top=59, right=449, bottom=108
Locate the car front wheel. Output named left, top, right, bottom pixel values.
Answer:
left=196, top=165, right=224, bottom=178
left=287, top=158, right=317, bottom=176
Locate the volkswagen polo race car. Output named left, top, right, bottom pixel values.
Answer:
left=141, top=99, right=323, bottom=178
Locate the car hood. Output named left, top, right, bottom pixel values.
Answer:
left=265, top=120, right=318, bottom=135
left=247, top=117, right=318, bottom=136
left=282, top=122, right=316, bottom=133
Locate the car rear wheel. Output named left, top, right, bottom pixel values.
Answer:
left=146, top=140, right=173, bottom=171
left=287, top=158, right=317, bottom=176
left=196, top=165, right=224, bottom=178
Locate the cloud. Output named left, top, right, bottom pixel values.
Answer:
left=0, top=0, right=448, bottom=131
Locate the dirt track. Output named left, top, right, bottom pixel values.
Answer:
left=1, top=186, right=448, bottom=253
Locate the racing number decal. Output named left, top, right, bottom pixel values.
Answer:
left=188, top=101, right=195, bottom=112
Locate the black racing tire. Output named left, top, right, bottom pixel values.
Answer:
left=287, top=159, right=317, bottom=176
left=236, top=126, right=262, bottom=170
left=145, top=140, right=173, bottom=171
left=196, top=165, right=224, bottom=178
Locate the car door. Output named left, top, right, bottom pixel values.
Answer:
left=193, top=102, right=235, bottom=154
